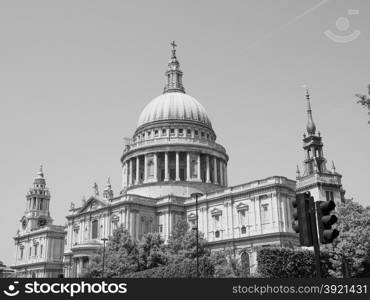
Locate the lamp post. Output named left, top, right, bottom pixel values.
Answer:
left=101, top=237, right=108, bottom=278
left=190, top=192, right=203, bottom=278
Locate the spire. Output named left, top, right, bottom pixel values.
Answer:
left=104, top=176, right=112, bottom=190
left=37, top=165, right=44, bottom=179
left=331, top=160, right=336, bottom=174
left=163, top=41, right=185, bottom=94
left=296, top=164, right=301, bottom=179
left=304, top=86, right=316, bottom=136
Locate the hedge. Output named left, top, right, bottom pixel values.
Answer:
left=126, top=257, right=214, bottom=278
left=257, top=247, right=332, bottom=278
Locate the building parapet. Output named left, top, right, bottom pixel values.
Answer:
left=184, top=176, right=296, bottom=205
left=296, top=173, right=342, bottom=189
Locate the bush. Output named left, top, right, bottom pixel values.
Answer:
left=127, top=257, right=214, bottom=278
left=257, top=247, right=332, bottom=278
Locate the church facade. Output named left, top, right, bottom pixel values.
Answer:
left=13, top=43, right=345, bottom=278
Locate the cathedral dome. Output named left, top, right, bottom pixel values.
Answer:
left=137, top=92, right=212, bottom=129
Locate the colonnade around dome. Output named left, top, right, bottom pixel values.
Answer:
left=122, top=151, right=228, bottom=189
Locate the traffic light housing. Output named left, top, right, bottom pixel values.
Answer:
left=292, top=192, right=313, bottom=246
left=316, top=200, right=339, bottom=244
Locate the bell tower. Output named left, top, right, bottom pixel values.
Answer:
left=296, top=88, right=345, bottom=203
left=20, top=165, right=53, bottom=233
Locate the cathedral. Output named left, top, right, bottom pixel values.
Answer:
left=12, top=43, right=345, bottom=278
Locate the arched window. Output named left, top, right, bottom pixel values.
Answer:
left=215, top=230, right=220, bottom=238
left=92, top=220, right=98, bottom=239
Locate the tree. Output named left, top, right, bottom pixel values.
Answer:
left=209, top=250, right=242, bottom=278
left=324, top=198, right=370, bottom=277
left=138, top=232, right=167, bottom=270
left=84, top=226, right=139, bottom=277
left=166, top=219, right=210, bottom=263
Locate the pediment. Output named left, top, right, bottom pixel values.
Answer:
left=236, top=202, right=249, bottom=211
left=210, top=208, right=222, bottom=216
left=78, top=196, right=107, bottom=213
left=188, top=213, right=196, bottom=220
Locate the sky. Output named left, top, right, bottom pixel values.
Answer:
left=0, top=0, right=369, bottom=265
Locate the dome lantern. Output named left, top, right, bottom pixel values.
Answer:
left=163, top=41, right=185, bottom=94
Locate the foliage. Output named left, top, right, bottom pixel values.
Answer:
left=127, top=257, right=214, bottom=278
left=209, top=250, right=244, bottom=278
left=166, top=219, right=210, bottom=263
left=84, top=226, right=139, bottom=277
left=138, top=232, right=167, bottom=270
left=257, top=247, right=331, bottom=278
left=324, top=199, right=370, bottom=277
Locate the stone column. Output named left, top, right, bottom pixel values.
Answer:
left=144, top=155, right=148, bottom=183
left=164, top=152, right=169, bottom=181
left=153, top=153, right=158, bottom=181
left=213, top=157, right=218, bottom=184
left=135, top=156, right=139, bottom=184
left=256, top=197, right=262, bottom=234
left=136, top=211, right=140, bottom=240
left=130, top=210, right=136, bottom=238
left=186, top=152, right=190, bottom=180
left=220, top=161, right=224, bottom=185
left=175, top=152, right=180, bottom=181
left=224, top=163, right=228, bottom=186
left=253, top=197, right=258, bottom=233
left=197, top=153, right=201, bottom=181
left=206, top=155, right=210, bottom=183
left=204, top=206, right=209, bottom=239
left=129, top=159, right=133, bottom=186
left=125, top=207, right=130, bottom=230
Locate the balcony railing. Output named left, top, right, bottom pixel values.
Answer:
left=122, top=136, right=226, bottom=153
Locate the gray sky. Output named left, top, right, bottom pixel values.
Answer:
left=0, top=0, right=369, bottom=265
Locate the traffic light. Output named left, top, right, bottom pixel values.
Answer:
left=292, top=192, right=313, bottom=246
left=316, top=200, right=339, bottom=244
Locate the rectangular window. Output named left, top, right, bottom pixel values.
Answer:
left=239, top=210, right=246, bottom=225
left=170, top=128, right=175, bottom=134
left=262, top=204, right=269, bottom=223
left=20, top=248, right=24, bottom=260
left=92, top=220, right=98, bottom=239
left=73, top=229, right=79, bottom=245
left=194, top=130, right=198, bottom=136
left=187, top=129, right=191, bottom=135
left=325, top=191, right=334, bottom=201
left=179, top=129, right=183, bottom=134
left=214, top=215, right=221, bottom=229
left=162, top=129, right=166, bottom=135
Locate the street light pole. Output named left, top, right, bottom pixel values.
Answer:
left=101, top=237, right=108, bottom=278
left=190, top=192, right=203, bottom=278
